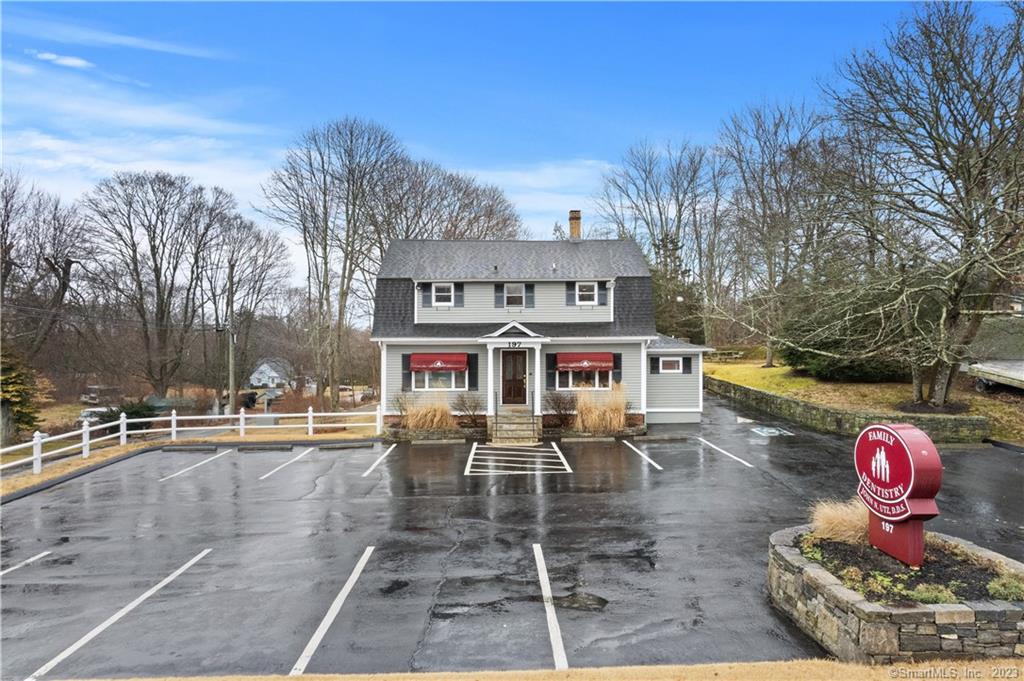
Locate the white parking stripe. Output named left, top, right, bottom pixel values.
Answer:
left=550, top=442, right=572, bottom=473
left=463, top=441, right=478, bottom=476
left=622, top=440, right=663, bottom=471
left=159, top=449, right=234, bottom=481
left=25, top=549, right=211, bottom=680
left=289, top=546, right=374, bottom=676
left=361, top=444, right=396, bottom=478
left=474, top=453, right=563, bottom=462
left=0, top=551, right=52, bottom=577
left=532, top=544, right=568, bottom=670
left=696, top=437, right=754, bottom=468
left=476, top=449, right=563, bottom=457
left=259, top=447, right=316, bottom=480
left=472, top=460, right=568, bottom=469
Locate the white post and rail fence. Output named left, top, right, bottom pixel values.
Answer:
left=1, top=405, right=384, bottom=477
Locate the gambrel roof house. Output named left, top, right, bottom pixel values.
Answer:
left=371, top=212, right=711, bottom=440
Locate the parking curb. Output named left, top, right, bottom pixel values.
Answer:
left=1, top=438, right=382, bottom=505
left=986, top=438, right=1024, bottom=453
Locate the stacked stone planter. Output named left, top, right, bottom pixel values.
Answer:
left=768, top=525, right=1024, bottom=663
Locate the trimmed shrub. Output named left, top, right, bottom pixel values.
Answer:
left=94, top=401, right=159, bottom=432
left=452, top=392, right=484, bottom=427
left=543, top=391, right=576, bottom=428
left=809, top=497, right=869, bottom=544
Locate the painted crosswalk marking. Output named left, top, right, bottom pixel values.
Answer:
left=465, top=442, right=571, bottom=476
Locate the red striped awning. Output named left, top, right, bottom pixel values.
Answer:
left=410, top=353, right=468, bottom=371
left=556, top=352, right=614, bottom=371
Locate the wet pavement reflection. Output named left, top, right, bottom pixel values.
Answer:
left=1, top=395, right=1020, bottom=678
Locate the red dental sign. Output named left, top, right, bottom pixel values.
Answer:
left=853, top=424, right=943, bottom=566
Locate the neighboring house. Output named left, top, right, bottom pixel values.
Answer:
left=370, top=212, right=712, bottom=438
left=248, top=359, right=293, bottom=388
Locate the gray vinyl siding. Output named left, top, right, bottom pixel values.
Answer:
left=647, top=353, right=701, bottom=411
left=647, top=411, right=701, bottom=424
left=541, top=342, right=643, bottom=412
left=384, top=344, right=488, bottom=413
left=417, top=282, right=611, bottom=324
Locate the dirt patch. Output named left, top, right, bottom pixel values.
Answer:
left=798, top=534, right=1002, bottom=603
left=895, top=400, right=970, bottom=415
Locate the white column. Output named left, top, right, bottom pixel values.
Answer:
left=697, top=351, right=704, bottom=414
left=171, top=409, right=178, bottom=441
left=307, top=406, right=314, bottom=436
left=81, top=419, right=91, bottom=459
left=486, top=345, right=495, bottom=416
left=640, top=340, right=648, bottom=416
left=533, top=345, right=542, bottom=416
left=379, top=342, right=387, bottom=418
left=119, top=412, right=127, bottom=446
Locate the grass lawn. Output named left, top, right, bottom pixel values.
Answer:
left=705, top=361, right=1024, bottom=445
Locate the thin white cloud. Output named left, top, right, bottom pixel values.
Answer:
left=7, top=14, right=225, bottom=59
left=26, top=49, right=95, bottom=69
left=463, top=159, right=613, bottom=238
left=3, top=61, right=269, bottom=136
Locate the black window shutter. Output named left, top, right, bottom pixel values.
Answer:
left=525, top=283, right=535, bottom=308
left=598, top=281, right=608, bottom=306
left=612, top=353, right=622, bottom=383
left=421, top=283, right=432, bottom=307
left=494, top=283, right=503, bottom=308
left=545, top=353, right=556, bottom=389
left=683, top=357, right=693, bottom=374
left=565, top=282, right=576, bottom=306
left=402, top=354, right=412, bottom=391
left=467, top=353, right=478, bottom=390
left=649, top=356, right=660, bottom=374
left=454, top=283, right=464, bottom=308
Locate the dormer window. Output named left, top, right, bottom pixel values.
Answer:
left=575, top=281, right=597, bottom=305
left=504, top=282, right=525, bottom=307
left=432, top=282, right=454, bottom=306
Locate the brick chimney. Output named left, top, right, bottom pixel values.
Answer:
left=568, top=210, right=582, bottom=240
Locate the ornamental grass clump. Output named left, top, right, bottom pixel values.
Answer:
left=403, top=399, right=457, bottom=431
left=574, top=382, right=626, bottom=434
left=809, top=497, right=869, bottom=545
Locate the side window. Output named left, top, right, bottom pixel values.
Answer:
left=660, top=357, right=682, bottom=373
left=504, top=282, right=525, bottom=307
left=433, top=282, right=454, bottom=306
left=576, top=281, right=597, bottom=305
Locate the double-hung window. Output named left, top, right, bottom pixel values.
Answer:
left=432, top=282, right=454, bottom=306
left=576, top=281, right=597, bottom=305
left=504, top=282, right=525, bottom=307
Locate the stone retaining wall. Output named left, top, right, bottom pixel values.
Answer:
left=706, top=376, right=990, bottom=443
left=768, top=525, right=1024, bottom=663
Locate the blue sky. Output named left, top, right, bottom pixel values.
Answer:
left=3, top=1, right=921, bottom=255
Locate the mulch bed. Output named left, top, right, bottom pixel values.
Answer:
left=797, top=534, right=1001, bottom=604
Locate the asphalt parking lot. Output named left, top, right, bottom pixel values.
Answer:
left=2, top=395, right=1022, bottom=680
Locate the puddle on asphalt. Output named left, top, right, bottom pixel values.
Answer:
left=552, top=591, right=608, bottom=611
left=380, top=579, right=410, bottom=595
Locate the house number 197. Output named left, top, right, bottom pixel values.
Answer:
left=506, top=341, right=522, bottom=348
left=880, top=521, right=894, bottom=534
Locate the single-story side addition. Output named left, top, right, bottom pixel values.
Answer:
left=370, top=218, right=711, bottom=438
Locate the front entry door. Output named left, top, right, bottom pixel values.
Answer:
left=501, top=350, right=527, bottom=404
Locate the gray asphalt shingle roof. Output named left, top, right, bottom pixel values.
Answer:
left=648, top=333, right=714, bottom=352
left=377, top=239, right=650, bottom=281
